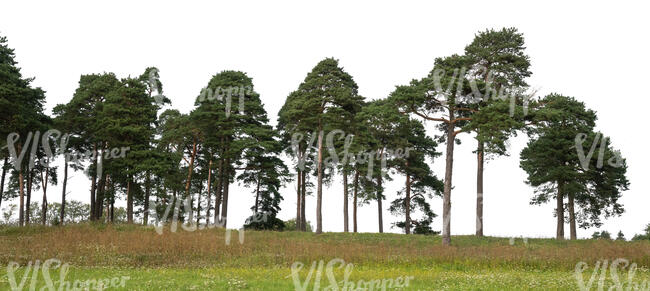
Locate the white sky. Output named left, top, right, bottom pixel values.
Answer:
left=1, top=1, right=649, bottom=239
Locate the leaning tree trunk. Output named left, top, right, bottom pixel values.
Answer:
left=442, top=110, right=456, bottom=246
left=353, top=170, right=359, bottom=233
left=301, top=171, right=306, bottom=231
left=476, top=140, right=484, bottom=237
left=556, top=181, right=565, bottom=240
left=316, top=127, right=324, bottom=234
left=0, top=156, right=8, bottom=211
left=405, top=165, right=411, bottom=235
left=60, top=158, right=68, bottom=225
left=568, top=191, right=577, bottom=240
left=343, top=170, right=349, bottom=232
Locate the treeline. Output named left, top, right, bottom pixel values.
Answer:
left=0, top=28, right=630, bottom=244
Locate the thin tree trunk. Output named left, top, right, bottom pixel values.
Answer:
left=26, top=169, right=33, bottom=224
left=220, top=161, right=230, bottom=228
left=144, top=174, right=151, bottom=225
left=196, top=178, right=203, bottom=226
left=206, top=159, right=213, bottom=225
left=568, top=191, right=577, bottom=240
left=214, top=159, right=224, bottom=224
left=60, top=158, right=68, bottom=225
left=556, top=181, right=565, bottom=240
left=90, top=143, right=98, bottom=221
left=127, top=178, right=133, bottom=223
left=343, top=170, right=349, bottom=233
left=353, top=170, right=358, bottom=233
left=254, top=173, right=261, bottom=213
left=301, top=170, right=306, bottom=231
left=316, top=128, right=324, bottom=234
left=296, top=169, right=302, bottom=230
left=0, top=156, right=7, bottom=211
left=110, top=180, right=115, bottom=223
left=442, top=109, right=456, bottom=246
left=41, top=167, right=49, bottom=225
left=405, top=165, right=411, bottom=235
left=98, top=173, right=108, bottom=221
left=377, top=175, right=383, bottom=233
left=19, top=169, right=25, bottom=226
left=185, top=138, right=198, bottom=213
left=476, top=140, right=484, bottom=237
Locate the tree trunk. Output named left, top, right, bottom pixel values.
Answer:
left=41, top=167, right=49, bottom=225
left=442, top=110, right=456, bottom=246
left=476, top=140, right=484, bottom=237
left=405, top=168, right=411, bottom=235
left=206, top=159, right=213, bottom=225
left=144, top=174, right=151, bottom=225
left=556, top=181, right=565, bottom=240
left=316, top=128, right=324, bottom=234
left=220, top=162, right=230, bottom=228
left=301, top=170, right=306, bottom=231
left=377, top=175, right=383, bottom=233
left=59, top=158, right=68, bottom=225
left=196, top=178, right=203, bottom=226
left=296, top=169, right=302, bottom=230
left=568, top=191, right=577, bottom=240
left=185, top=138, right=198, bottom=208
left=343, top=170, right=349, bottom=233
left=110, top=180, right=115, bottom=223
left=254, top=173, right=261, bottom=213
left=127, top=178, right=133, bottom=223
left=353, top=170, right=358, bottom=233
left=26, top=169, right=33, bottom=224
left=19, top=169, right=25, bottom=226
left=214, top=159, right=224, bottom=224
left=0, top=156, right=7, bottom=211
left=90, top=143, right=98, bottom=221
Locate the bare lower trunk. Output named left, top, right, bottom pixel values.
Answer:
left=301, top=171, right=306, bottom=231
left=556, top=181, right=565, bottom=240
left=254, top=173, right=261, bottom=213
left=220, top=161, right=230, bottom=228
left=90, top=144, right=97, bottom=221
left=19, top=170, right=25, bottom=226
left=205, top=160, right=213, bottom=225
left=353, top=170, right=358, bottom=233
left=214, top=159, right=224, bottom=224
left=316, top=128, right=323, bottom=234
left=26, top=170, right=33, bottom=224
left=185, top=139, right=198, bottom=220
left=405, top=171, right=411, bottom=235
left=296, top=169, right=302, bottom=230
left=41, top=168, right=49, bottom=225
left=144, top=174, right=151, bottom=225
left=127, top=178, right=133, bottom=223
left=568, top=191, right=576, bottom=240
left=343, top=170, right=349, bottom=232
left=0, top=156, right=7, bottom=210
left=442, top=114, right=456, bottom=246
left=60, top=159, right=67, bottom=225
left=476, top=141, right=484, bottom=237
left=377, top=175, right=383, bottom=233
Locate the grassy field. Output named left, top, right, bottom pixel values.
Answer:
left=0, top=224, right=649, bottom=290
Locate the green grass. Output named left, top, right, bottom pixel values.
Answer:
left=0, top=224, right=649, bottom=290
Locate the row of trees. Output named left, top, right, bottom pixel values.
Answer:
left=0, top=28, right=629, bottom=245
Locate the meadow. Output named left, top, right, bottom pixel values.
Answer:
left=0, top=224, right=649, bottom=290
